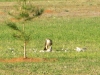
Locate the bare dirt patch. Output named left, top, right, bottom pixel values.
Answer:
left=0, top=57, right=57, bottom=63
left=44, top=9, right=54, bottom=13
left=0, top=11, right=4, bottom=15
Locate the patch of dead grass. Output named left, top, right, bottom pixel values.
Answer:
left=0, top=1, right=100, bottom=22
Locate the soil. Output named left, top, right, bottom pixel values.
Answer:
left=44, top=9, right=54, bottom=13
left=0, top=57, right=57, bottom=63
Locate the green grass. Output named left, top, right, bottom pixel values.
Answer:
left=1, top=17, right=100, bottom=53
left=0, top=17, right=100, bottom=54
left=0, top=0, right=16, bottom=2
left=0, top=17, right=100, bottom=74
left=0, top=52, right=100, bottom=75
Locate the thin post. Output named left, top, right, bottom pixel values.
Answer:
left=24, top=41, right=26, bottom=58
left=23, top=24, right=26, bottom=58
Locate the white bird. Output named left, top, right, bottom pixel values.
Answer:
left=46, top=46, right=52, bottom=52
left=40, top=46, right=52, bottom=53
left=75, top=47, right=82, bottom=52
left=75, top=47, right=86, bottom=52
left=44, top=39, right=52, bottom=52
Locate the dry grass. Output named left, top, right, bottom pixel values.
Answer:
left=0, top=1, right=100, bottom=22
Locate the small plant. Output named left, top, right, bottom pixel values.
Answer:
left=65, top=9, right=69, bottom=12
left=6, top=0, right=44, bottom=58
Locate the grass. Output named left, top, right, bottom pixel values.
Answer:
left=0, top=52, right=100, bottom=75
left=0, top=17, right=100, bottom=75
left=1, top=17, right=100, bottom=53
left=0, top=0, right=100, bottom=75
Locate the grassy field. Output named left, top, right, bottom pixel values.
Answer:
left=0, top=0, right=100, bottom=75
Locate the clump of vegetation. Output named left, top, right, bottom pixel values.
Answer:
left=6, top=0, right=44, bottom=58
